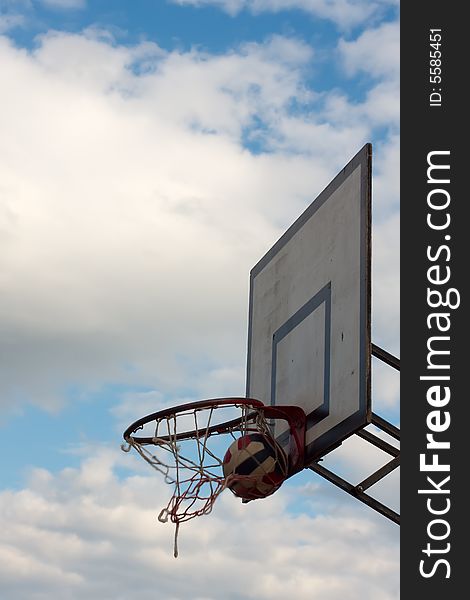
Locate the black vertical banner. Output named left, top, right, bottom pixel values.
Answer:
left=401, top=4, right=466, bottom=598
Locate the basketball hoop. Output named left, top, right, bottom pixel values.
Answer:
left=121, top=397, right=305, bottom=557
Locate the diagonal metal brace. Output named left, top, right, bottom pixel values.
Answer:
left=309, top=459, right=400, bottom=525
left=309, top=412, right=400, bottom=525
left=372, top=343, right=400, bottom=371
left=307, top=344, right=401, bottom=525
left=356, top=456, right=400, bottom=492
left=371, top=412, right=400, bottom=441
left=356, top=428, right=399, bottom=456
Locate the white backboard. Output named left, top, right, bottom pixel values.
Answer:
left=246, top=144, right=372, bottom=465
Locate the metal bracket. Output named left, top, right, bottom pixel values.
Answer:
left=309, top=344, right=400, bottom=525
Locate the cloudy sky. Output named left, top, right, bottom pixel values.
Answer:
left=0, top=0, right=399, bottom=598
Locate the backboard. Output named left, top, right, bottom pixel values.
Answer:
left=246, top=144, right=372, bottom=466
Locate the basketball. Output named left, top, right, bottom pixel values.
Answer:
left=222, top=433, right=288, bottom=500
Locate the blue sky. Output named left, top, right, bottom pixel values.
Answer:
left=0, top=1, right=399, bottom=598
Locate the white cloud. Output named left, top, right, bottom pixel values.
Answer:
left=323, top=22, right=400, bottom=133
left=0, top=447, right=399, bottom=599
left=0, top=13, right=400, bottom=600
left=339, top=21, right=399, bottom=79
left=0, top=24, right=398, bottom=420
left=0, top=0, right=31, bottom=33
left=323, top=83, right=399, bottom=133
left=0, top=13, right=25, bottom=33
left=170, top=0, right=398, bottom=30
left=0, top=32, right=316, bottom=411
left=38, top=0, right=86, bottom=10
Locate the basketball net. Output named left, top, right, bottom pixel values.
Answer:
left=121, top=402, right=290, bottom=557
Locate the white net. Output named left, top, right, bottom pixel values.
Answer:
left=121, top=401, right=289, bottom=557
